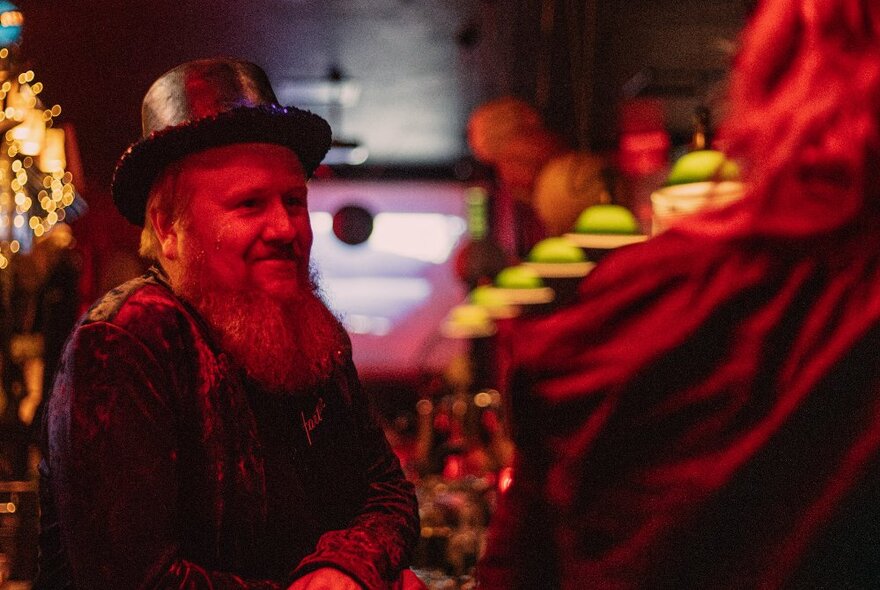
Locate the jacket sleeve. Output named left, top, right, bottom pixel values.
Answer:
left=45, top=321, right=283, bottom=590
left=291, top=360, right=420, bottom=589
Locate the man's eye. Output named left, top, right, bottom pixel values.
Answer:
left=238, top=198, right=260, bottom=209
left=283, top=194, right=306, bottom=207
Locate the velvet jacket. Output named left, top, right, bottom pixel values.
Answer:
left=479, top=224, right=880, bottom=589
left=36, top=269, right=419, bottom=589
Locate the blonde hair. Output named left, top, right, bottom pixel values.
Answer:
left=138, top=161, right=190, bottom=261
left=712, top=0, right=880, bottom=237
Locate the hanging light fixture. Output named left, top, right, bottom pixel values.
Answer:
left=0, top=2, right=84, bottom=269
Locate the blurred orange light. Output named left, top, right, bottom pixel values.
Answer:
left=498, top=466, right=514, bottom=494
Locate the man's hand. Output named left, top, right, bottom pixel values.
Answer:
left=288, top=567, right=361, bottom=590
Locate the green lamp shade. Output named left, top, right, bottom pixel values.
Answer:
left=470, top=285, right=508, bottom=307
left=574, top=204, right=639, bottom=235
left=528, top=237, right=587, bottom=264
left=494, top=265, right=545, bottom=289
left=449, top=304, right=491, bottom=327
left=666, top=150, right=740, bottom=186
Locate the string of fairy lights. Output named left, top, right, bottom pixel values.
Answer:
left=0, top=2, right=84, bottom=270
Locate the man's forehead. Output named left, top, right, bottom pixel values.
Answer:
left=179, top=142, right=305, bottom=173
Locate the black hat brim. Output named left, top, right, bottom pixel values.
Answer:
left=111, top=104, right=331, bottom=226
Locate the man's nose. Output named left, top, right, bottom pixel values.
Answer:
left=263, top=201, right=297, bottom=241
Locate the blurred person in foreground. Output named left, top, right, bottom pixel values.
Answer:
left=479, top=0, right=880, bottom=587
left=35, top=58, right=420, bottom=589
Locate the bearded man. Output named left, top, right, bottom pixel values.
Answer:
left=35, top=58, right=420, bottom=590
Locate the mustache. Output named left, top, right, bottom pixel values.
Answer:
left=251, top=244, right=300, bottom=261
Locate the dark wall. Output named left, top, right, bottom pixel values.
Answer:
left=592, top=0, right=749, bottom=148
left=18, top=0, right=493, bottom=188
left=493, top=0, right=750, bottom=151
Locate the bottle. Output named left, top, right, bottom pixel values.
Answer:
left=690, top=106, right=712, bottom=151
left=453, top=187, right=509, bottom=291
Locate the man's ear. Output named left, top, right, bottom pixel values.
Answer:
left=149, top=206, right=179, bottom=261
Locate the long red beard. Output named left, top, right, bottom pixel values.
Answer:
left=176, top=261, right=348, bottom=396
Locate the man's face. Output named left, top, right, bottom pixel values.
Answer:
left=174, top=142, right=312, bottom=298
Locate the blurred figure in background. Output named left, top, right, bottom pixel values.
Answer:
left=479, top=0, right=880, bottom=588
left=532, top=151, right=609, bottom=237
left=467, top=97, right=566, bottom=257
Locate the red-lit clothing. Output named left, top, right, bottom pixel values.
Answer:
left=479, top=221, right=880, bottom=589
left=36, top=269, right=418, bottom=589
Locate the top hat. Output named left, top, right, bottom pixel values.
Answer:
left=111, top=58, right=332, bottom=226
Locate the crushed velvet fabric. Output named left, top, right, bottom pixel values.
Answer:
left=479, top=222, right=880, bottom=589
left=35, top=269, right=418, bottom=589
